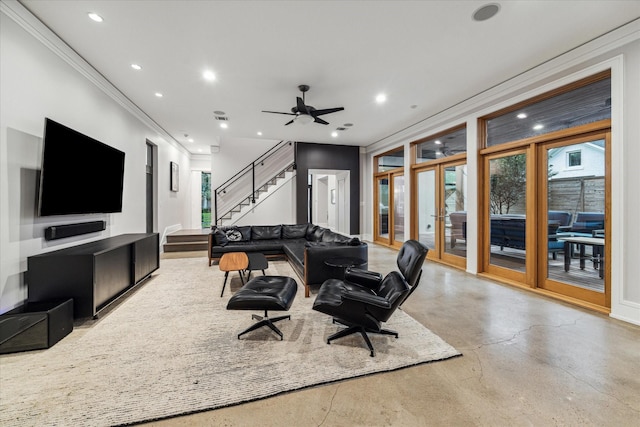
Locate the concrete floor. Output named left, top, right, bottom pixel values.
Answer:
left=146, top=244, right=640, bottom=426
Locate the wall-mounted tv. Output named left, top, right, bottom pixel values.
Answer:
left=38, top=118, right=125, bottom=216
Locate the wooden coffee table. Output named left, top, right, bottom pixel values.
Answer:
left=219, top=252, right=249, bottom=297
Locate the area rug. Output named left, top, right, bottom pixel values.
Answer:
left=0, top=258, right=460, bottom=426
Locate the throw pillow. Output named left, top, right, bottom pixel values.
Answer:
left=213, top=228, right=228, bottom=247
left=225, top=228, right=243, bottom=242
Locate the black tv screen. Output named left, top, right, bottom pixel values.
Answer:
left=38, top=118, right=125, bottom=216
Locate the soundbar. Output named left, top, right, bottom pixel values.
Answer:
left=44, top=221, right=106, bottom=241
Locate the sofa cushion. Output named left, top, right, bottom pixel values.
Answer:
left=309, top=226, right=326, bottom=242
left=321, top=230, right=339, bottom=243
left=251, top=225, right=282, bottom=240
left=213, top=228, right=228, bottom=246
left=236, top=226, right=252, bottom=241
left=282, top=224, right=309, bottom=239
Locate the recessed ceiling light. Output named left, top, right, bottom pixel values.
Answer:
left=375, top=94, right=387, bottom=104
left=517, top=113, right=527, bottom=119
left=131, top=64, right=142, bottom=70
left=473, top=3, right=500, bottom=22
left=331, top=131, right=338, bottom=138
left=203, top=70, right=216, bottom=81
left=155, top=92, right=163, bottom=98
left=257, top=131, right=262, bottom=136
left=435, top=140, right=442, bottom=145
left=188, top=138, right=194, bottom=143
left=533, top=124, right=544, bottom=130
left=88, top=13, right=103, bottom=22
left=220, top=123, right=228, bottom=129
left=197, top=148, right=203, bottom=153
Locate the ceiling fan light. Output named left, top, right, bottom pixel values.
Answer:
left=296, top=114, right=314, bottom=125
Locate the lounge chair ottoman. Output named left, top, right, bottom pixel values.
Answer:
left=226, top=276, right=297, bottom=340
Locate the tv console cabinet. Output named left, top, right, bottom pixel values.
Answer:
left=27, top=233, right=159, bottom=319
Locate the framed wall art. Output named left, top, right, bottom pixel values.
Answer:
left=170, top=161, right=179, bottom=192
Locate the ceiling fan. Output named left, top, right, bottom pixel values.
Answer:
left=262, top=84, right=344, bottom=126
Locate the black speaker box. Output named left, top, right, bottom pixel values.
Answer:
left=0, top=299, right=74, bottom=354
left=44, top=221, right=106, bottom=240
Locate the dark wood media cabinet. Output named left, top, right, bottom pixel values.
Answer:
left=27, top=233, right=160, bottom=319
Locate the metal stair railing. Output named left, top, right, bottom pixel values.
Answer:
left=214, top=140, right=295, bottom=226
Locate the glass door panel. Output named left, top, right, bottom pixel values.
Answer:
left=414, top=162, right=467, bottom=268
left=486, top=152, right=528, bottom=277
left=539, top=135, right=609, bottom=307
left=375, top=177, right=390, bottom=243
left=416, top=169, right=436, bottom=252
left=392, top=174, right=405, bottom=246
left=443, top=164, right=467, bottom=259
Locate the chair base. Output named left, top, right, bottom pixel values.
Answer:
left=327, top=324, right=398, bottom=357
left=237, top=310, right=290, bottom=340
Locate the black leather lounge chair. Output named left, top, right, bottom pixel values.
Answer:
left=343, top=239, right=428, bottom=306
left=312, top=271, right=410, bottom=357
left=312, top=239, right=429, bottom=357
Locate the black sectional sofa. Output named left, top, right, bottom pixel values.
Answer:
left=208, top=223, right=368, bottom=297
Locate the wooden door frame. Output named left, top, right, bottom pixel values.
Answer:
left=536, top=129, right=611, bottom=308
left=411, top=159, right=467, bottom=269
left=478, top=120, right=611, bottom=310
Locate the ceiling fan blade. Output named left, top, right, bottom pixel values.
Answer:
left=312, top=107, right=344, bottom=117
left=284, top=119, right=295, bottom=126
left=313, top=117, right=330, bottom=125
left=262, top=110, right=296, bottom=116
left=296, top=97, right=309, bottom=114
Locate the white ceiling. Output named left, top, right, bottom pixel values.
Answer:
left=18, top=1, right=640, bottom=155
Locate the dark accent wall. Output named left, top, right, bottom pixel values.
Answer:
left=295, top=142, right=360, bottom=234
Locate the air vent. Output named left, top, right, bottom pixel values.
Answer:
left=214, top=116, right=229, bottom=121
left=336, top=127, right=347, bottom=131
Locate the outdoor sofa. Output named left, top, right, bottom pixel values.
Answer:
left=449, top=210, right=574, bottom=255
left=208, top=223, right=368, bottom=297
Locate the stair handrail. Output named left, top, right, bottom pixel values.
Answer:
left=214, top=140, right=295, bottom=226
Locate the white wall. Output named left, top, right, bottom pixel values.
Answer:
left=0, top=9, right=191, bottom=313
left=233, top=178, right=296, bottom=226
left=362, top=23, right=640, bottom=325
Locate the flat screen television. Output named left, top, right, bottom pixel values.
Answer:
left=38, top=118, right=125, bottom=216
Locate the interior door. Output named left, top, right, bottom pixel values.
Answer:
left=537, top=132, right=610, bottom=308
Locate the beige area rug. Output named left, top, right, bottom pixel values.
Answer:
left=0, top=258, right=461, bottom=426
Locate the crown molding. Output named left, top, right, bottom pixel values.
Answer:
left=1, top=0, right=190, bottom=157
left=366, top=18, right=640, bottom=154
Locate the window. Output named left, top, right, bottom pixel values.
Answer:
left=485, top=75, right=611, bottom=147
left=414, top=126, right=466, bottom=163
left=376, top=148, right=404, bottom=172
left=202, top=172, right=211, bottom=228
left=567, top=150, right=582, bottom=167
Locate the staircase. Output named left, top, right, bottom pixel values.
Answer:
left=214, top=140, right=295, bottom=226
left=217, top=163, right=295, bottom=225
left=163, top=229, right=210, bottom=252
left=164, top=140, right=296, bottom=254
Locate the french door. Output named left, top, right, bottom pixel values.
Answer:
left=413, top=160, right=467, bottom=268
left=480, top=127, right=610, bottom=310
left=537, top=132, right=610, bottom=308
left=374, top=171, right=405, bottom=248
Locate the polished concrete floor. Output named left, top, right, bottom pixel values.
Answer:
left=147, top=244, right=640, bottom=426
